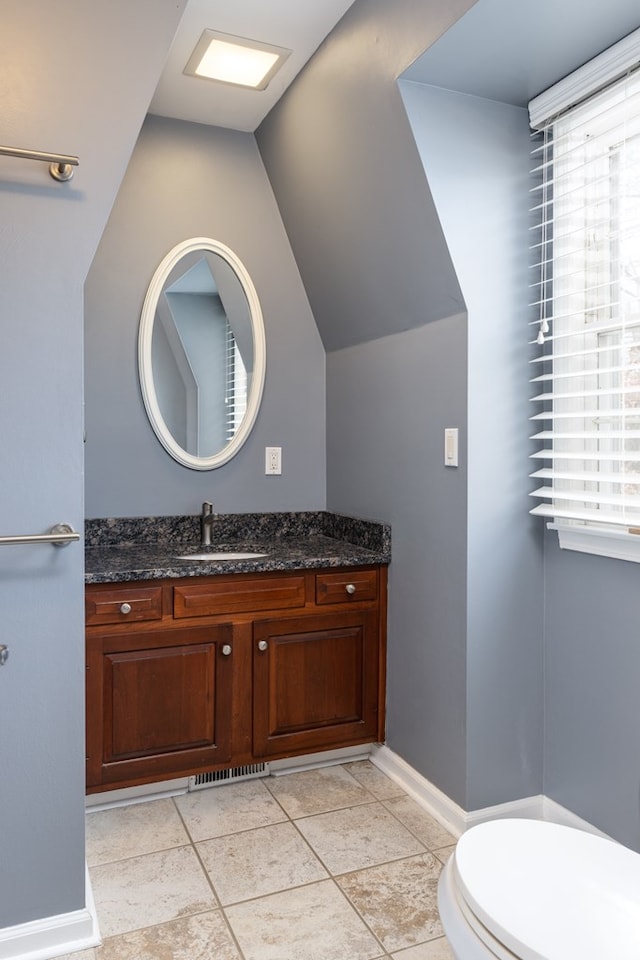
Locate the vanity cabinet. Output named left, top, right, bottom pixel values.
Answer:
left=85, top=565, right=386, bottom=792
left=252, top=609, right=380, bottom=758
left=85, top=623, right=234, bottom=789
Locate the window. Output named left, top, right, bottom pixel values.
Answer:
left=529, top=29, right=640, bottom=561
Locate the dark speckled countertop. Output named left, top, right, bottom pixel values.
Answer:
left=85, top=511, right=391, bottom=584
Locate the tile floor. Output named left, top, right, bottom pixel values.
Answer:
left=63, top=761, right=457, bottom=960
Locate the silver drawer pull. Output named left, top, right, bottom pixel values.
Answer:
left=0, top=645, right=9, bottom=667
left=345, top=583, right=356, bottom=595
left=257, top=639, right=268, bottom=652
left=120, top=602, right=132, bottom=615
left=221, top=644, right=232, bottom=656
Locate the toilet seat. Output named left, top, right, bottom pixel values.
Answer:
left=439, top=853, right=522, bottom=959
left=448, top=818, right=640, bottom=960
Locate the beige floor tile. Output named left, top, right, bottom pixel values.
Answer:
left=337, top=853, right=443, bottom=953
left=90, top=845, right=216, bottom=938
left=432, top=844, right=456, bottom=865
left=343, top=760, right=407, bottom=800
left=383, top=796, right=456, bottom=850
left=197, top=820, right=328, bottom=904
left=392, top=938, right=455, bottom=959
left=265, top=765, right=372, bottom=818
left=174, top=779, right=287, bottom=841
left=225, top=879, right=383, bottom=960
left=85, top=799, right=189, bottom=866
left=297, top=803, right=426, bottom=874
left=94, top=911, right=241, bottom=960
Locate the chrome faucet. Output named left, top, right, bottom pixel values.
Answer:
left=200, top=501, right=216, bottom=546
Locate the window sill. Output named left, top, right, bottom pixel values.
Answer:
left=549, top=523, right=640, bottom=563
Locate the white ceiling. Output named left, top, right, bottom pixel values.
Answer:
left=149, top=0, right=357, bottom=132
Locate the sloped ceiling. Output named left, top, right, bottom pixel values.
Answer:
left=149, top=0, right=357, bottom=131
left=402, top=0, right=640, bottom=107
left=257, top=0, right=640, bottom=353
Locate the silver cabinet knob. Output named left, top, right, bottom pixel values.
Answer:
left=345, top=583, right=356, bottom=595
left=257, top=639, right=268, bottom=652
left=221, top=644, right=232, bottom=656
left=0, top=645, right=8, bottom=666
left=120, top=602, right=132, bottom=615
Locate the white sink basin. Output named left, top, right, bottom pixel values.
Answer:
left=175, top=551, right=267, bottom=561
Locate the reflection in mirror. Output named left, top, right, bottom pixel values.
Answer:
left=154, top=252, right=251, bottom=456
left=139, top=238, right=266, bottom=470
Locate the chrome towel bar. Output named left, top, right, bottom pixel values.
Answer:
left=0, top=145, right=79, bottom=182
left=0, top=523, right=80, bottom=547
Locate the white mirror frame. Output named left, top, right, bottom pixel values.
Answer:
left=138, top=237, right=266, bottom=470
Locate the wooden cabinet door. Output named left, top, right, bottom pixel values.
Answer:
left=252, top=610, right=379, bottom=757
left=86, top=623, right=234, bottom=788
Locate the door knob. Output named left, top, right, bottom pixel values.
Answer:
left=257, top=639, right=268, bottom=652
left=221, top=644, right=232, bottom=656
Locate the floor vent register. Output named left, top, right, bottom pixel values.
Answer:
left=188, top=762, right=270, bottom=790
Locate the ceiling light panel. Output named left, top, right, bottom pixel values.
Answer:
left=184, top=30, right=291, bottom=90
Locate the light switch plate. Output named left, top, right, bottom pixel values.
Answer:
left=444, top=428, right=459, bottom=467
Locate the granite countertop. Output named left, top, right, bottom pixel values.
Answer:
left=85, top=511, right=391, bottom=584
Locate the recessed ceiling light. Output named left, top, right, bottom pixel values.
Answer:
left=184, top=30, right=291, bottom=91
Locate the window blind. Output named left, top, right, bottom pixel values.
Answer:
left=529, top=49, right=640, bottom=538
left=224, top=323, right=247, bottom=442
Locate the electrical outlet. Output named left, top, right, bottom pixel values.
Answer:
left=265, top=446, right=282, bottom=475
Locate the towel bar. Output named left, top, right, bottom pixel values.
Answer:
left=0, top=523, right=80, bottom=547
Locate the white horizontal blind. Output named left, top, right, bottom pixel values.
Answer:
left=224, top=322, right=247, bottom=442
left=529, top=66, right=640, bottom=534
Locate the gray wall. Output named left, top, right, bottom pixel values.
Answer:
left=401, top=0, right=640, bottom=842
left=544, top=537, right=640, bottom=849
left=0, top=0, right=185, bottom=928
left=85, top=115, right=326, bottom=518
left=257, top=0, right=477, bottom=808
left=259, top=0, right=545, bottom=811
left=400, top=81, right=544, bottom=807
left=327, top=319, right=469, bottom=805
left=259, top=0, right=640, bottom=843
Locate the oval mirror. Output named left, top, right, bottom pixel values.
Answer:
left=138, top=238, right=266, bottom=470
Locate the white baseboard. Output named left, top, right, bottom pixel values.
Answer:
left=370, top=744, right=467, bottom=837
left=0, top=866, right=100, bottom=960
left=370, top=745, right=610, bottom=841
left=86, top=744, right=612, bottom=844
left=86, top=777, right=190, bottom=812
left=465, top=793, right=545, bottom=830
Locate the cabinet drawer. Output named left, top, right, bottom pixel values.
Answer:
left=86, top=585, right=163, bottom=626
left=174, top=574, right=306, bottom=618
left=315, top=569, right=378, bottom=605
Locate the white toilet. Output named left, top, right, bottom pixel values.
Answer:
left=438, top=818, right=640, bottom=959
